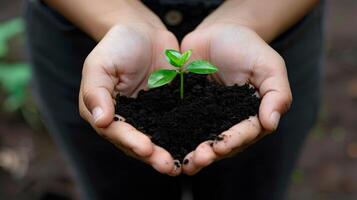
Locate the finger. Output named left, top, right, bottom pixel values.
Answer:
left=98, top=121, right=154, bottom=157
left=111, top=135, right=181, bottom=176
left=79, top=56, right=118, bottom=128
left=181, top=32, right=225, bottom=85
left=213, top=116, right=262, bottom=156
left=180, top=30, right=209, bottom=60
left=146, top=145, right=181, bottom=176
left=250, top=55, right=292, bottom=132
left=193, top=141, right=217, bottom=167
left=182, top=141, right=216, bottom=176
left=98, top=120, right=181, bottom=176
left=224, top=130, right=267, bottom=158
left=182, top=151, right=197, bottom=175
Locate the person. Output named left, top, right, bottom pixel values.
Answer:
left=25, top=0, right=324, bottom=199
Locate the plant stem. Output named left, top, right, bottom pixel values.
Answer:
left=180, top=71, right=184, bottom=99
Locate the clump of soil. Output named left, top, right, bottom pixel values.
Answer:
left=115, top=74, right=260, bottom=162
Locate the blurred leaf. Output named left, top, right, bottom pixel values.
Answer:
left=0, top=18, right=24, bottom=58
left=0, top=63, right=31, bottom=111
left=3, top=92, right=25, bottom=112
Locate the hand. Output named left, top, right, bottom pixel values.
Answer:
left=180, top=23, right=292, bottom=175
left=79, top=24, right=182, bottom=176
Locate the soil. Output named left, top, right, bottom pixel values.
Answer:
left=115, top=74, right=260, bottom=162
left=2, top=1, right=357, bottom=199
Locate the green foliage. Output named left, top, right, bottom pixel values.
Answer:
left=186, top=60, right=219, bottom=74
left=164, top=49, right=193, bottom=68
left=0, top=63, right=31, bottom=112
left=0, top=17, right=31, bottom=112
left=165, top=49, right=183, bottom=67
left=0, top=18, right=24, bottom=58
left=0, top=17, right=43, bottom=130
left=148, top=49, right=218, bottom=99
left=148, top=69, right=177, bottom=88
left=180, top=50, right=192, bottom=66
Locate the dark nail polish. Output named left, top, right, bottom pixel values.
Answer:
left=215, top=135, right=224, bottom=141
left=174, top=161, right=181, bottom=168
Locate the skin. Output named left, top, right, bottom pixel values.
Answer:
left=44, top=0, right=319, bottom=176
left=180, top=24, right=292, bottom=174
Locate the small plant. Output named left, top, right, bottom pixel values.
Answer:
left=148, top=49, right=218, bottom=99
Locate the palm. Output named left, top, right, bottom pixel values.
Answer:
left=85, top=25, right=179, bottom=97
left=184, top=25, right=283, bottom=86
left=180, top=24, right=291, bottom=175
left=80, top=25, right=181, bottom=176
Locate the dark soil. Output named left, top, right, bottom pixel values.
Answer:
left=115, top=74, right=260, bottom=162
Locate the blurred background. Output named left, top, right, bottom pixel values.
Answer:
left=0, top=0, right=356, bottom=199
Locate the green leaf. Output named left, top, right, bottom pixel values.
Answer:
left=0, top=18, right=24, bottom=58
left=0, top=63, right=31, bottom=111
left=0, top=63, right=31, bottom=93
left=165, top=49, right=183, bottom=67
left=186, top=60, right=218, bottom=74
left=180, top=49, right=192, bottom=66
left=148, top=69, right=178, bottom=88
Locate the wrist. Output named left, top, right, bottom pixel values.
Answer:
left=44, top=0, right=166, bottom=41
left=90, top=1, right=167, bottom=41
left=197, top=1, right=276, bottom=42
left=198, top=0, right=319, bottom=43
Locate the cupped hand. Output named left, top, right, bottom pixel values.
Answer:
left=180, top=24, right=292, bottom=175
left=79, top=24, right=182, bottom=176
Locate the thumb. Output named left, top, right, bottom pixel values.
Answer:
left=79, top=58, right=117, bottom=128
left=180, top=30, right=209, bottom=60
left=259, top=87, right=292, bottom=132
left=254, top=57, right=292, bottom=132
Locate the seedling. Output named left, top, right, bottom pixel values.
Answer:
left=148, top=49, right=218, bottom=99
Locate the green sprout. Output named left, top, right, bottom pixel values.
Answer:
left=148, top=49, right=218, bottom=99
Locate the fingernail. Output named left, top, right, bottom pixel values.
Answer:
left=174, top=160, right=181, bottom=169
left=113, top=114, right=126, bottom=122
left=92, top=107, right=103, bottom=123
left=270, top=111, right=281, bottom=130
left=168, top=160, right=181, bottom=176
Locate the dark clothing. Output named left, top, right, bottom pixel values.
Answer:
left=25, top=0, right=325, bottom=199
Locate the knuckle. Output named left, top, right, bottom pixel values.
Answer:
left=282, top=92, right=293, bottom=111
left=82, top=89, right=95, bottom=108
left=275, top=54, right=286, bottom=68
left=79, top=106, right=86, bottom=119
left=78, top=92, right=89, bottom=120
left=249, top=121, right=262, bottom=135
left=133, top=143, right=152, bottom=157
left=213, top=142, right=232, bottom=155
